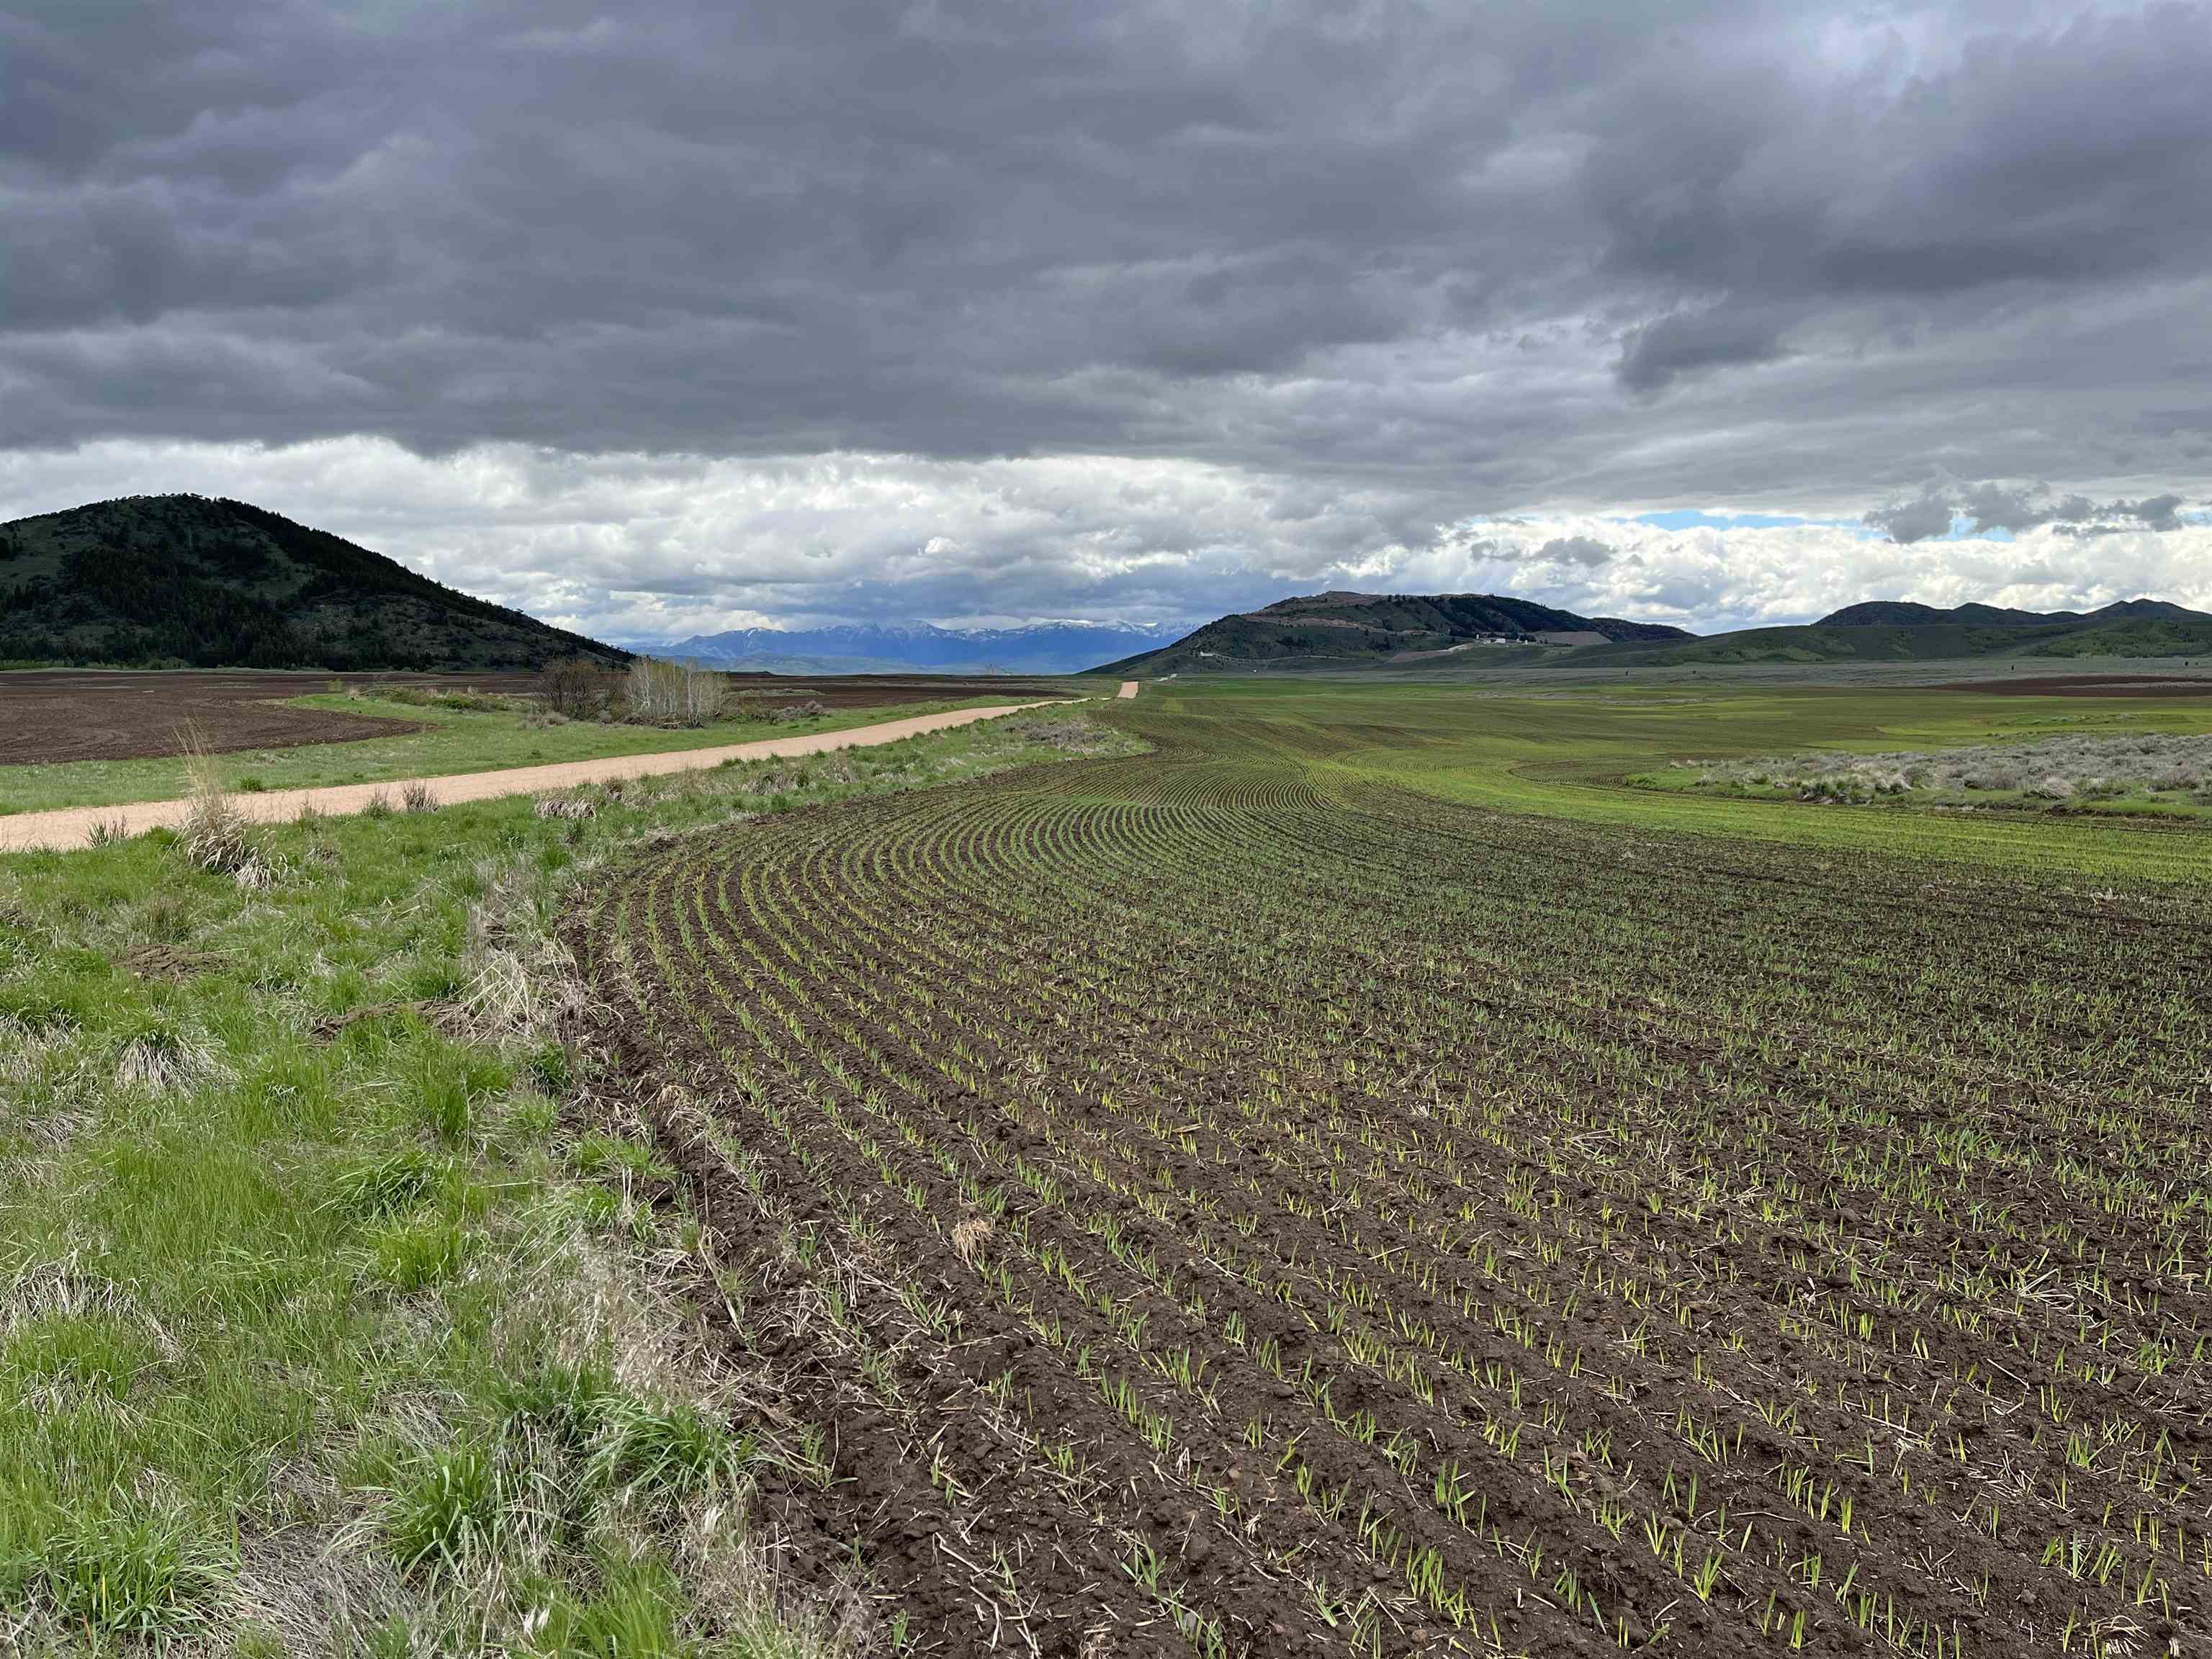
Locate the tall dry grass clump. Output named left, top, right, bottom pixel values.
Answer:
left=176, top=728, right=272, bottom=886
left=619, top=657, right=726, bottom=728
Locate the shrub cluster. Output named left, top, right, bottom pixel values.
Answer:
left=1678, top=730, right=2212, bottom=808
left=538, top=657, right=615, bottom=719
left=357, top=683, right=534, bottom=714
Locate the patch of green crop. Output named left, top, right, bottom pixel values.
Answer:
left=1122, top=677, right=2212, bottom=883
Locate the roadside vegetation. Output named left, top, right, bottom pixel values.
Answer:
left=0, top=706, right=1138, bottom=1653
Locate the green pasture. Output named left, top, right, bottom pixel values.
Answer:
left=1125, top=678, right=2212, bottom=884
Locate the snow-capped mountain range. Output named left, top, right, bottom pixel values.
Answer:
left=616, top=620, right=1189, bottom=675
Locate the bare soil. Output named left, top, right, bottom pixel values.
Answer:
left=0, top=670, right=444, bottom=764
left=0, top=669, right=1072, bottom=766
left=725, top=672, right=1071, bottom=710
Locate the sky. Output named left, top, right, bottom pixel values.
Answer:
left=4, top=0, right=2211, bottom=639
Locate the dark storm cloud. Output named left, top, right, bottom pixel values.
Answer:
left=4, top=0, right=2211, bottom=562
left=1537, top=535, right=1614, bottom=568
left=1580, top=6, right=2212, bottom=300
left=2121, top=493, right=2186, bottom=532
left=1865, top=486, right=1959, bottom=545
left=1868, top=480, right=2200, bottom=543
left=1956, top=484, right=2096, bottom=534
left=1616, top=305, right=1792, bottom=394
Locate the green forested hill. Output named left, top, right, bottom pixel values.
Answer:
left=1097, top=590, right=1691, bottom=674
left=1569, top=598, right=2212, bottom=667
left=0, top=495, right=624, bottom=670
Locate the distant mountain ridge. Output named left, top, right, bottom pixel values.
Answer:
left=0, top=495, right=624, bottom=671
left=14, top=497, right=2198, bottom=679
left=1820, top=601, right=2061, bottom=628
left=630, top=620, right=1187, bottom=675
left=1097, top=590, right=1693, bottom=675
left=1571, top=597, right=2212, bottom=667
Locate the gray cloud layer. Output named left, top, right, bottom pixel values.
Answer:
left=1867, top=480, right=2193, bottom=541
left=5, top=1, right=2211, bottom=624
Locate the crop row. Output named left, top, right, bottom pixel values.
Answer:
left=569, top=709, right=2212, bottom=1657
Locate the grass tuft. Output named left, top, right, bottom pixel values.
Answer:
left=539, top=1555, right=683, bottom=1658
left=176, top=726, right=271, bottom=884
left=495, top=1355, right=619, bottom=1454
left=420, top=1058, right=475, bottom=1147
left=369, top=1215, right=473, bottom=1290
left=589, top=1399, right=752, bottom=1501
left=112, top=1015, right=225, bottom=1094
left=325, top=1144, right=444, bottom=1219
left=385, top=1442, right=504, bottom=1581
left=37, top=1496, right=235, bottom=1640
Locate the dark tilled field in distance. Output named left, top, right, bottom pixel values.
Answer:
left=0, top=670, right=1066, bottom=765
left=0, top=671, right=446, bottom=765
left=1930, top=674, right=2212, bottom=696
left=719, top=673, right=1071, bottom=710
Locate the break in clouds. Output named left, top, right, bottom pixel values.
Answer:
left=5, top=0, right=2211, bottom=632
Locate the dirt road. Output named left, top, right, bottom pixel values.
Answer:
left=0, top=668, right=1079, bottom=766
left=0, top=700, right=1068, bottom=855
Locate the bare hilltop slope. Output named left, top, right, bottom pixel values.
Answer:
left=0, top=495, right=625, bottom=672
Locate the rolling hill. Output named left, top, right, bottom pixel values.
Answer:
left=1096, top=590, right=1693, bottom=675
left=0, top=495, right=624, bottom=671
left=629, top=619, right=1187, bottom=676
left=1568, top=598, right=2212, bottom=667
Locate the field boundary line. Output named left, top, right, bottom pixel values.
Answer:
left=0, top=698, right=1074, bottom=853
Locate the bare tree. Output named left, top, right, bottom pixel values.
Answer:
left=539, top=656, right=611, bottom=719
left=619, top=657, right=727, bottom=727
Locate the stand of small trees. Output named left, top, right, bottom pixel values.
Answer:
left=617, top=657, right=727, bottom=727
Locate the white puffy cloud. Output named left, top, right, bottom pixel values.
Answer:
left=4, top=439, right=2204, bottom=639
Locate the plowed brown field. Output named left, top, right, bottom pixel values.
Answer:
left=1932, top=675, right=2212, bottom=697
left=0, top=670, right=444, bottom=763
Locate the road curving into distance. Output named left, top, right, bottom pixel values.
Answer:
left=0, top=698, right=1081, bottom=854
